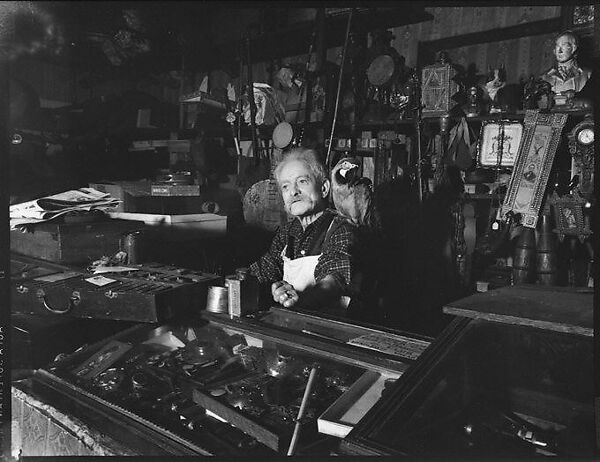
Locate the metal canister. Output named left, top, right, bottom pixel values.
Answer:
left=536, top=214, right=558, bottom=285
left=225, top=275, right=242, bottom=318
left=206, top=286, right=229, bottom=313
left=512, top=227, right=536, bottom=284
left=122, top=230, right=144, bottom=265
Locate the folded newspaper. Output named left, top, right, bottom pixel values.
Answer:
left=10, top=188, right=121, bottom=229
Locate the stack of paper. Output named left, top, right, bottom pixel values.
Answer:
left=10, top=188, right=121, bottom=229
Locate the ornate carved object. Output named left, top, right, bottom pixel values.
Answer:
left=549, top=191, right=592, bottom=243
left=499, top=110, right=568, bottom=228
left=567, top=115, right=594, bottom=199
left=364, top=29, right=412, bottom=111
left=421, top=51, right=459, bottom=118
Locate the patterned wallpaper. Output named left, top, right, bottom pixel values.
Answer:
left=391, top=6, right=561, bottom=84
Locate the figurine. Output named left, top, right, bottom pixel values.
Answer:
left=540, top=30, right=592, bottom=108
left=485, top=65, right=506, bottom=113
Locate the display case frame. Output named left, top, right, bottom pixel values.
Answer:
left=341, top=284, right=594, bottom=457
left=23, top=307, right=431, bottom=456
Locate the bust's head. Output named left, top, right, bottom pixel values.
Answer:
left=554, top=30, right=579, bottom=64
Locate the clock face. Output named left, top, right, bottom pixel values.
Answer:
left=577, top=127, right=594, bottom=145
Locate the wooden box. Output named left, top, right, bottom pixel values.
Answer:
left=421, top=62, right=459, bottom=117
left=11, top=262, right=221, bottom=322
left=10, top=219, right=140, bottom=265
left=341, top=285, right=595, bottom=457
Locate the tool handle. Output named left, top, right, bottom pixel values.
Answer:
left=286, top=364, right=318, bottom=456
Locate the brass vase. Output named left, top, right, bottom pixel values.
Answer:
left=512, top=227, right=536, bottom=284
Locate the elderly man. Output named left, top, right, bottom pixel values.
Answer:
left=249, top=148, right=355, bottom=313
left=541, top=30, right=592, bottom=95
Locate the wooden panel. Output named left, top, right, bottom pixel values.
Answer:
left=443, top=284, right=593, bottom=336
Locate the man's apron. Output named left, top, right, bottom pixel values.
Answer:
left=281, top=215, right=350, bottom=309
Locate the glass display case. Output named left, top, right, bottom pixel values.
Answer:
left=22, top=308, right=431, bottom=456
left=340, top=284, right=595, bottom=457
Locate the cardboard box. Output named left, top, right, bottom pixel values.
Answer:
left=108, top=212, right=227, bottom=235
left=89, top=181, right=151, bottom=212
left=129, top=195, right=205, bottom=214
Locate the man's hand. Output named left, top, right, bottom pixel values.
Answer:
left=271, top=280, right=299, bottom=308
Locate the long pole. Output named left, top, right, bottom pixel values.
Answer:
left=178, top=52, right=185, bottom=130
left=286, top=365, right=318, bottom=456
left=414, top=74, right=424, bottom=202
left=325, top=9, right=354, bottom=171
left=246, top=35, right=260, bottom=166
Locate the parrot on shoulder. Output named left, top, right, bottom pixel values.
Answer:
left=331, top=157, right=374, bottom=227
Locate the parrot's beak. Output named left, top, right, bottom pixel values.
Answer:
left=336, top=165, right=359, bottom=185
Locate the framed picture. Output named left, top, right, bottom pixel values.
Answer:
left=477, top=120, right=523, bottom=167
left=550, top=192, right=592, bottom=242
left=499, top=110, right=568, bottom=228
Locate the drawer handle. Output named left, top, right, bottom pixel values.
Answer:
left=104, top=290, right=118, bottom=299
left=41, top=291, right=81, bottom=314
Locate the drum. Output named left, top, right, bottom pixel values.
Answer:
left=272, top=122, right=294, bottom=149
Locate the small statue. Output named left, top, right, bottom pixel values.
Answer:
left=485, top=65, right=506, bottom=114
left=465, top=86, right=480, bottom=117
left=540, top=30, right=592, bottom=108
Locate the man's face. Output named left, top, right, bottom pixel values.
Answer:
left=554, top=35, right=576, bottom=64
left=278, top=159, right=328, bottom=217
